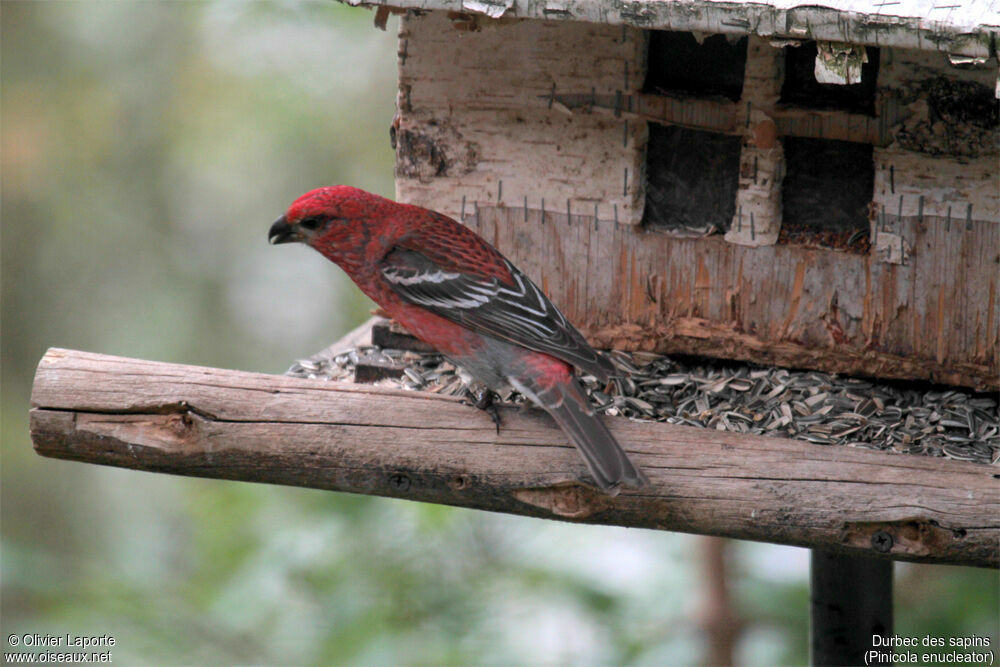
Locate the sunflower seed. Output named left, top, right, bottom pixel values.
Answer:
left=287, top=334, right=999, bottom=465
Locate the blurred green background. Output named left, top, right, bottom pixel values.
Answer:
left=2, top=2, right=996, bottom=665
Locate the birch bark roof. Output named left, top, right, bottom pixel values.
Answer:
left=344, top=0, right=1000, bottom=56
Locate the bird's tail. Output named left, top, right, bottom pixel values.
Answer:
left=510, top=376, right=648, bottom=493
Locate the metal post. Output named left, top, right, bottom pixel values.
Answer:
left=810, top=550, right=893, bottom=666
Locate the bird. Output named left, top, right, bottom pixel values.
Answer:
left=268, top=185, right=647, bottom=492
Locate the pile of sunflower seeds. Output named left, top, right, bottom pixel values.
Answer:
left=287, top=345, right=999, bottom=465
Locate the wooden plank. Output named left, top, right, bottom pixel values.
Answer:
left=725, top=37, right=785, bottom=246
left=30, top=347, right=1000, bottom=568
left=871, top=48, right=998, bottom=368
left=396, top=12, right=647, bottom=224
left=475, top=206, right=998, bottom=389
left=873, top=150, right=999, bottom=225
left=401, top=14, right=644, bottom=109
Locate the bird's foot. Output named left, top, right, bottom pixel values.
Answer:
left=464, top=388, right=502, bottom=434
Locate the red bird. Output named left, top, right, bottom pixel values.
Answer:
left=269, top=186, right=647, bottom=492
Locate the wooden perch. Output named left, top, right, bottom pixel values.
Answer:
left=30, top=347, right=999, bottom=568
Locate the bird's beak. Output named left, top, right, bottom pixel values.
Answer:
left=268, top=216, right=298, bottom=245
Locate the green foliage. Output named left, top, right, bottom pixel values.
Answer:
left=896, top=563, right=999, bottom=660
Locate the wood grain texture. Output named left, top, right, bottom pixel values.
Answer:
left=30, top=348, right=999, bottom=567
left=395, top=12, right=648, bottom=224
left=725, top=36, right=784, bottom=245
left=469, top=205, right=998, bottom=389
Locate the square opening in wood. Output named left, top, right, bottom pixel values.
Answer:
left=780, top=41, right=879, bottom=115
left=780, top=137, right=873, bottom=251
left=644, top=31, right=748, bottom=102
left=644, top=123, right=742, bottom=234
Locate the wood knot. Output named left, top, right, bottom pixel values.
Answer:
left=511, top=485, right=605, bottom=518
left=842, top=518, right=964, bottom=558
left=167, top=413, right=194, bottom=437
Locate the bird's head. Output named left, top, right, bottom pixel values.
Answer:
left=268, top=186, right=398, bottom=266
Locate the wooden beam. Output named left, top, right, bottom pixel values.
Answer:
left=726, top=35, right=784, bottom=247
left=551, top=92, right=886, bottom=146
left=589, top=318, right=999, bottom=393
left=29, top=347, right=999, bottom=568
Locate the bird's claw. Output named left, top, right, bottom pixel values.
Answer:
left=467, top=388, right=502, bottom=434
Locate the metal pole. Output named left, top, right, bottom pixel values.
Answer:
left=810, top=550, right=893, bottom=666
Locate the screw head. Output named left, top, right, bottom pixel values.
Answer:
left=389, top=473, right=411, bottom=492
left=871, top=530, right=893, bottom=553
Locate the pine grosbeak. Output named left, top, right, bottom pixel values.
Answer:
left=269, top=186, right=646, bottom=492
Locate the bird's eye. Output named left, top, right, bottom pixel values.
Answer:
left=299, top=217, right=323, bottom=231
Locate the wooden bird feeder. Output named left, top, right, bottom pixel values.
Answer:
left=30, top=0, right=999, bottom=663
left=381, top=1, right=999, bottom=392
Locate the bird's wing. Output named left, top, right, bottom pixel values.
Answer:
left=380, top=247, right=614, bottom=381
